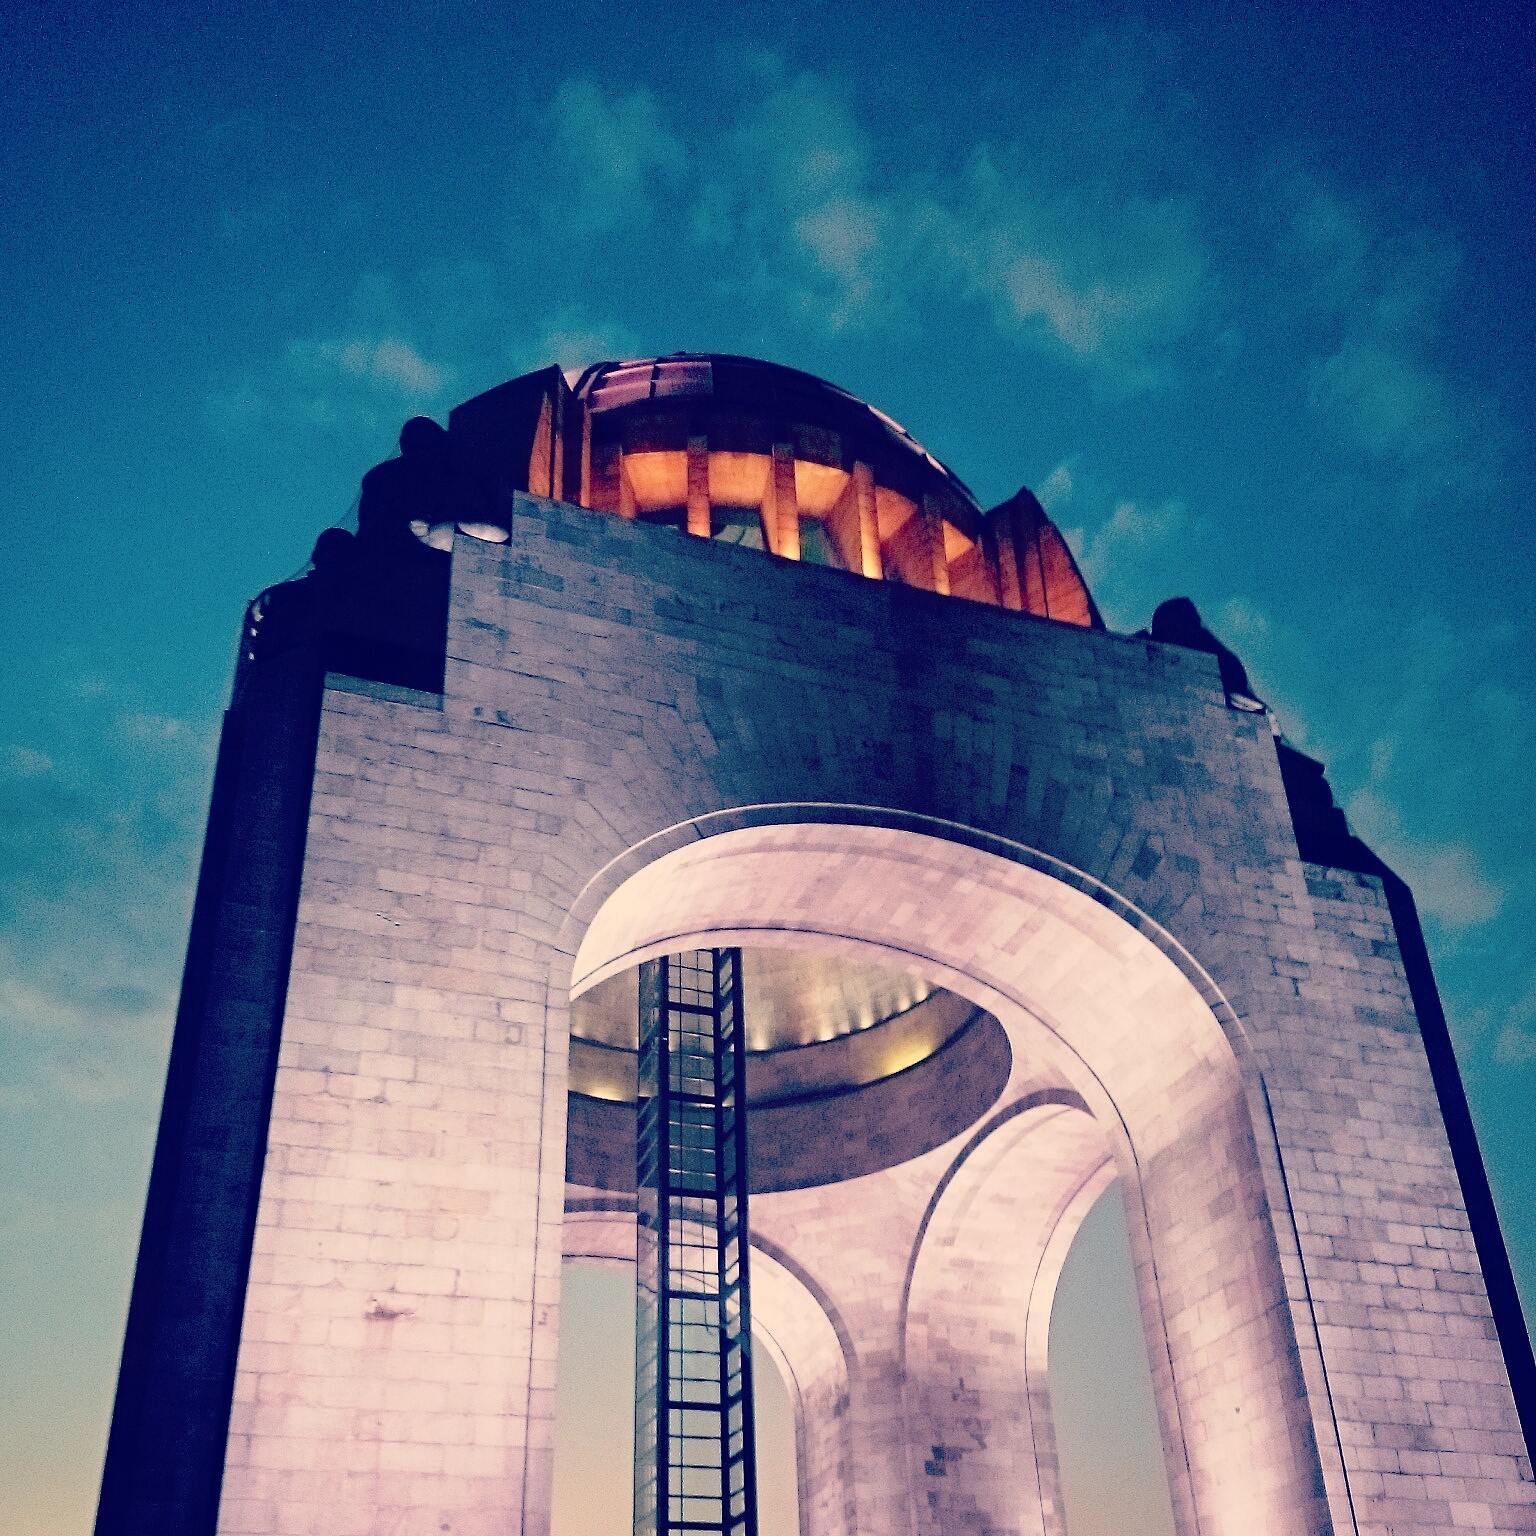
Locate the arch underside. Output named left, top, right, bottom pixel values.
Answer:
left=903, top=1102, right=1115, bottom=1536
left=562, top=819, right=1337, bottom=1536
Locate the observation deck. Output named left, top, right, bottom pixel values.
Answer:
left=440, top=353, right=1100, bottom=624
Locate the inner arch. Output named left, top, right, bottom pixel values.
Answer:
left=1050, top=1184, right=1178, bottom=1536
left=903, top=1100, right=1115, bottom=1536
left=550, top=1261, right=804, bottom=1536
left=559, top=1206, right=855, bottom=1536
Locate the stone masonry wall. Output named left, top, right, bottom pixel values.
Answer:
left=212, top=494, right=1531, bottom=1535
left=1277, top=865, right=1531, bottom=1533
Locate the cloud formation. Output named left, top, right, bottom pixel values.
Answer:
left=548, top=80, right=685, bottom=236
left=514, top=310, right=642, bottom=379
left=1059, top=484, right=1200, bottom=629
left=1308, top=338, right=1451, bottom=461
left=533, top=62, right=1209, bottom=384
left=1346, top=786, right=1505, bottom=931
left=1328, top=614, right=1531, bottom=946
left=0, top=688, right=210, bottom=1112
left=331, top=335, right=445, bottom=396
left=1281, top=176, right=1490, bottom=495
left=943, top=155, right=1206, bottom=389
left=209, top=329, right=448, bottom=436
left=1493, top=976, right=1536, bottom=1065
left=1035, top=462, right=1076, bottom=513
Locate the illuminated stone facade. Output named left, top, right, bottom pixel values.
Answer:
left=97, top=358, right=1533, bottom=1536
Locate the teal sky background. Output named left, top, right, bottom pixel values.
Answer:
left=2, top=2, right=1533, bottom=1531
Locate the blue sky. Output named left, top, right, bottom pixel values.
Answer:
left=1, top=2, right=1533, bottom=1531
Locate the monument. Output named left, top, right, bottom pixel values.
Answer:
left=97, top=354, right=1534, bottom=1535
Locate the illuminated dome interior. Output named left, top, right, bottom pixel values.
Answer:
left=569, top=948, right=979, bottom=1104
left=564, top=946, right=1012, bottom=1192
left=441, top=352, right=1101, bottom=625
left=572, top=353, right=986, bottom=591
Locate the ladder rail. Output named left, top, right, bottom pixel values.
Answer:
left=634, top=949, right=760, bottom=1536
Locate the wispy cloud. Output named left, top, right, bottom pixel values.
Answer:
left=206, top=252, right=647, bottom=444
left=1323, top=616, right=1533, bottom=942
left=1280, top=174, right=1491, bottom=496
left=208, top=330, right=448, bottom=436
left=1215, top=595, right=1272, bottom=646
left=280, top=330, right=447, bottom=404
left=331, top=336, right=445, bottom=396
left=1070, top=497, right=1187, bottom=586
left=1493, top=976, right=1536, bottom=1065
left=1001, top=253, right=1123, bottom=355
left=1036, top=461, right=1076, bottom=513
left=790, top=196, right=888, bottom=325
left=531, top=60, right=1211, bottom=383
left=682, top=67, right=889, bottom=331
left=1060, top=487, right=1199, bottom=628
left=0, top=690, right=210, bottom=1111
left=547, top=79, right=685, bottom=236
left=510, top=310, right=642, bottom=379
left=208, top=51, right=1227, bottom=429
left=4, top=745, right=52, bottom=777
left=1307, top=338, right=1452, bottom=461
left=1345, top=786, right=1505, bottom=931
left=944, top=152, right=1207, bottom=389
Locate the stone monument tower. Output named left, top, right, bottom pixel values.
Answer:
left=97, top=355, right=1533, bottom=1536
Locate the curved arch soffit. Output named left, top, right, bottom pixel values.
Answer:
left=559, top=809, right=1265, bottom=1154
left=898, top=1096, right=1120, bottom=1536
left=556, top=803, right=1254, bottom=1074
left=896, top=1089, right=1107, bottom=1361
left=556, top=811, right=1334, bottom=1536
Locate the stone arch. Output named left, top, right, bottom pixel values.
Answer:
left=900, top=1096, right=1115, bottom=1536
left=561, top=815, right=1334, bottom=1536
left=560, top=1203, right=857, bottom=1536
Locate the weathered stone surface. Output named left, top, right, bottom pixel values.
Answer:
left=115, top=494, right=1531, bottom=1536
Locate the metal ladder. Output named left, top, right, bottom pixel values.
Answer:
left=634, top=949, right=759, bottom=1536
